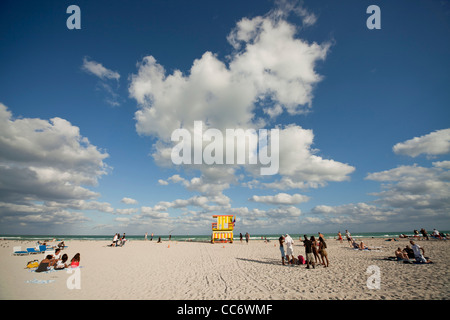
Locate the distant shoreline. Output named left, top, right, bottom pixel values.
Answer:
left=1, top=230, right=448, bottom=242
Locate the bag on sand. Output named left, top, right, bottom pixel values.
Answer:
left=297, top=255, right=306, bottom=265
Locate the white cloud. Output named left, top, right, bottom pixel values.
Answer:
left=116, top=208, right=139, bottom=215
left=366, top=163, right=450, bottom=211
left=158, top=179, right=169, bottom=185
left=128, top=2, right=354, bottom=226
left=129, top=7, right=330, bottom=140
left=304, top=157, right=450, bottom=231
left=275, top=125, right=355, bottom=183
left=82, top=57, right=121, bottom=106
left=121, top=197, right=138, bottom=205
left=249, top=192, right=310, bottom=205
left=0, top=103, right=110, bottom=231
left=393, top=128, right=450, bottom=157
left=82, top=57, right=120, bottom=81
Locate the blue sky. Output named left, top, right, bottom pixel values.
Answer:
left=0, top=0, right=449, bottom=236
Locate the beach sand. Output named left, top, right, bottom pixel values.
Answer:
left=0, top=237, right=448, bottom=300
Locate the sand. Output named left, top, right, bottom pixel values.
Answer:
left=0, top=237, right=448, bottom=300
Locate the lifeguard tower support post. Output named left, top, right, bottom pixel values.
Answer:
left=211, top=215, right=235, bottom=243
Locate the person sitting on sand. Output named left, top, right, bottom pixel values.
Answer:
left=351, top=239, right=360, bottom=249
left=70, top=253, right=80, bottom=268
left=35, top=255, right=57, bottom=273
left=431, top=229, right=441, bottom=239
left=359, top=241, right=369, bottom=250
left=112, top=233, right=118, bottom=247
left=121, top=233, right=127, bottom=246
left=410, top=241, right=431, bottom=263
left=53, top=248, right=62, bottom=260
left=57, top=241, right=65, bottom=250
left=395, top=248, right=409, bottom=261
left=55, top=254, right=69, bottom=270
left=403, top=245, right=415, bottom=259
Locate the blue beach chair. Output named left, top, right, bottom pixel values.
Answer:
left=27, top=248, right=40, bottom=254
left=27, top=245, right=47, bottom=254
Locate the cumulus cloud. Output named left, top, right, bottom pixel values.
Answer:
left=124, top=2, right=359, bottom=232
left=393, top=128, right=450, bottom=157
left=129, top=4, right=330, bottom=139
left=0, top=103, right=110, bottom=231
left=129, top=5, right=353, bottom=193
left=366, top=163, right=450, bottom=212
left=304, top=130, right=450, bottom=231
left=307, top=161, right=450, bottom=229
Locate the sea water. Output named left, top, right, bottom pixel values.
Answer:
left=1, top=231, right=447, bottom=243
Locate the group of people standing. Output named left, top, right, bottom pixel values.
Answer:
left=279, top=234, right=329, bottom=268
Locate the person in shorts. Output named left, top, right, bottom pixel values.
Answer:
left=303, top=235, right=315, bottom=269
left=285, top=234, right=295, bottom=264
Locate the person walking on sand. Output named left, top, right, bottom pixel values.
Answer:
left=245, top=232, right=249, bottom=244
left=345, top=230, right=352, bottom=247
left=240, top=233, right=243, bottom=243
left=337, top=231, right=343, bottom=244
left=279, top=235, right=286, bottom=265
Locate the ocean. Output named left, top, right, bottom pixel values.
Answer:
left=2, top=231, right=446, bottom=243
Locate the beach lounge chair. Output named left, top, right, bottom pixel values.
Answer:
left=13, top=246, right=29, bottom=256
left=27, top=245, right=47, bottom=254
left=27, top=248, right=40, bottom=254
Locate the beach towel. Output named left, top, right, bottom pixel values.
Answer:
left=26, top=260, right=39, bottom=269
left=26, top=279, right=55, bottom=284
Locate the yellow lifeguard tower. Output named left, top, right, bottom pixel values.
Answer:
left=211, top=215, right=235, bottom=243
